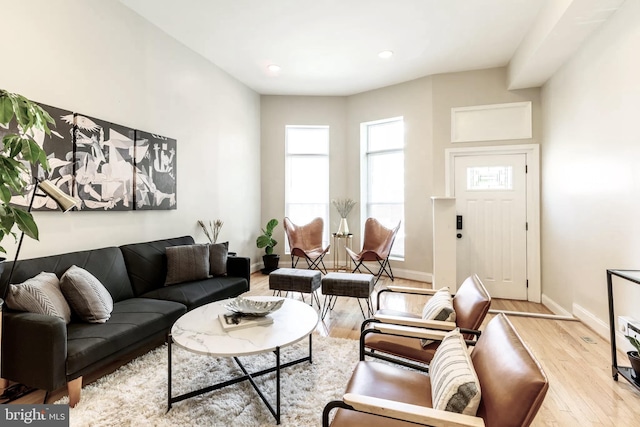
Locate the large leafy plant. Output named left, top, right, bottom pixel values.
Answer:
left=256, top=218, right=278, bottom=255
left=0, top=89, right=52, bottom=254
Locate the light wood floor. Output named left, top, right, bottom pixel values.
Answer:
left=6, top=273, right=640, bottom=426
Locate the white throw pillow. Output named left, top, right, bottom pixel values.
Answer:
left=5, top=272, right=71, bottom=323
left=430, top=328, right=481, bottom=415
left=61, top=265, right=113, bottom=323
left=420, top=287, right=456, bottom=347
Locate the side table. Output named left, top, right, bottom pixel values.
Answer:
left=332, top=233, right=353, bottom=272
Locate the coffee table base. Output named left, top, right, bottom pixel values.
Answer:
left=167, top=334, right=313, bottom=425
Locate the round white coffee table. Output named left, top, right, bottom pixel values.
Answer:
left=167, top=296, right=318, bottom=424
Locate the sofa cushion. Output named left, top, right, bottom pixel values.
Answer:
left=165, top=244, right=210, bottom=286
left=430, top=329, right=481, bottom=415
left=209, top=242, right=228, bottom=276
left=140, top=276, right=248, bottom=311
left=120, top=236, right=196, bottom=296
left=65, top=298, right=186, bottom=376
left=5, top=272, right=71, bottom=324
left=61, top=266, right=114, bottom=323
left=0, top=247, right=134, bottom=304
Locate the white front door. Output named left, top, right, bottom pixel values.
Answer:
left=453, top=154, right=528, bottom=299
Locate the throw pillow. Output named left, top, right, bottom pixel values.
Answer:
left=420, top=287, right=456, bottom=348
left=209, top=241, right=229, bottom=276
left=430, top=328, right=481, bottom=415
left=60, top=265, right=114, bottom=323
left=165, top=244, right=210, bottom=286
left=5, top=272, right=71, bottom=324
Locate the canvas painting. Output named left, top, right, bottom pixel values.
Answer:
left=0, top=103, right=74, bottom=211
left=134, top=130, right=177, bottom=210
left=73, top=113, right=135, bottom=211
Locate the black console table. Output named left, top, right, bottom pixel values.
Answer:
left=606, top=269, right=640, bottom=391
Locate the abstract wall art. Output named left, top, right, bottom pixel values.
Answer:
left=2, top=99, right=177, bottom=212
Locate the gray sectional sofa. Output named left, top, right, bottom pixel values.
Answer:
left=0, top=235, right=250, bottom=405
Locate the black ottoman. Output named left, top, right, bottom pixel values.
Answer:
left=268, top=268, right=322, bottom=307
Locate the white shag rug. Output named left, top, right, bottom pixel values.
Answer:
left=56, top=335, right=359, bottom=426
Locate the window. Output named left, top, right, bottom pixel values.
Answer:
left=285, top=126, right=330, bottom=252
left=361, top=117, right=404, bottom=258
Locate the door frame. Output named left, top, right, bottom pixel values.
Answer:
left=445, top=144, right=540, bottom=303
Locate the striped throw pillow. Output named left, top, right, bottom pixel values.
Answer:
left=61, top=266, right=114, bottom=323
left=430, top=328, right=481, bottom=415
left=420, top=287, right=456, bottom=347
left=6, top=272, right=71, bottom=324
left=421, top=287, right=456, bottom=321
left=165, top=244, right=211, bottom=285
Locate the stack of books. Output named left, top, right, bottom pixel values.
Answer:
left=219, top=313, right=274, bottom=331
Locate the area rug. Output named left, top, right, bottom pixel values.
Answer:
left=55, top=335, right=360, bottom=426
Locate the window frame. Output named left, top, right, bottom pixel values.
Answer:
left=284, top=125, right=330, bottom=253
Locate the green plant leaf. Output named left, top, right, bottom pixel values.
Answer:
left=12, top=207, right=39, bottom=240
left=256, top=235, right=272, bottom=249
left=265, top=218, right=278, bottom=234
left=627, top=335, right=640, bottom=353
left=0, top=95, right=13, bottom=125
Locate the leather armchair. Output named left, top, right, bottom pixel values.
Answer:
left=283, top=217, right=330, bottom=274
left=361, top=274, right=491, bottom=371
left=346, top=218, right=400, bottom=284
left=323, top=313, right=549, bottom=427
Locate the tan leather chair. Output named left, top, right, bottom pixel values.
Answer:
left=323, top=313, right=549, bottom=427
left=346, top=218, right=400, bottom=284
left=283, top=217, right=330, bottom=274
left=360, top=274, right=491, bottom=371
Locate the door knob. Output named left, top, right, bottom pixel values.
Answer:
left=457, top=233, right=462, bottom=239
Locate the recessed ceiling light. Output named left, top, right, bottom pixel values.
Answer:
left=378, top=50, right=394, bottom=59
left=268, top=64, right=281, bottom=72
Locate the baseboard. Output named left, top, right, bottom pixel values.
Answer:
left=541, top=294, right=572, bottom=317
left=251, top=261, right=431, bottom=283
left=572, top=303, right=610, bottom=341
left=391, top=268, right=432, bottom=283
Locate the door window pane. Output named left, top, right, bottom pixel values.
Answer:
left=466, top=166, right=513, bottom=190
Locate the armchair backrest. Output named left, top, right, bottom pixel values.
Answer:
left=283, top=217, right=325, bottom=252
left=453, top=274, right=491, bottom=332
left=472, top=313, right=549, bottom=427
left=361, top=218, right=401, bottom=259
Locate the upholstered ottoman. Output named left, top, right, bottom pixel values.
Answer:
left=268, top=268, right=322, bottom=307
left=321, top=272, right=375, bottom=320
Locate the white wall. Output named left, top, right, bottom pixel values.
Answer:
left=260, top=69, right=541, bottom=280
left=541, top=0, right=640, bottom=327
left=260, top=96, right=348, bottom=267
left=0, top=0, right=261, bottom=261
left=347, top=77, right=433, bottom=280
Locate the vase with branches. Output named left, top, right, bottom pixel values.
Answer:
left=332, top=198, right=356, bottom=236
left=198, top=219, right=223, bottom=243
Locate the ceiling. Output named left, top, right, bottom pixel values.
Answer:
left=118, top=0, right=613, bottom=96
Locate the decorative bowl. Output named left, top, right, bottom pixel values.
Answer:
left=224, top=296, right=285, bottom=316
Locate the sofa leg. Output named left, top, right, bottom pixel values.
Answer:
left=68, top=377, right=82, bottom=407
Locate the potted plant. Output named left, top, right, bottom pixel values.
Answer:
left=256, top=218, right=279, bottom=273
left=625, top=335, right=640, bottom=380
left=0, top=89, right=52, bottom=256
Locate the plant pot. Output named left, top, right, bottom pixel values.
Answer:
left=628, top=351, right=640, bottom=381
left=261, top=254, right=280, bottom=274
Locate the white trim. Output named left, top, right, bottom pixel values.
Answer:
left=573, top=303, right=610, bottom=341
left=541, top=293, right=573, bottom=317
left=451, top=102, right=532, bottom=143
left=445, top=144, right=541, bottom=303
